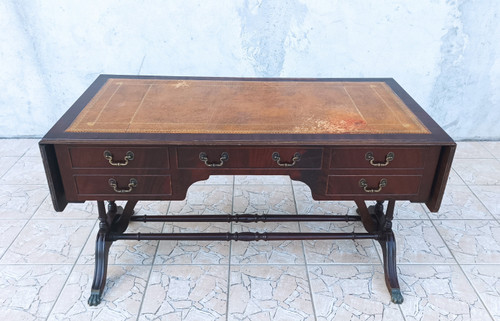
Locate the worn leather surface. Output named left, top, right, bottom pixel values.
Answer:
left=66, top=78, right=429, bottom=134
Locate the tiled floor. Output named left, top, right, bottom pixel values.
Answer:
left=0, top=139, right=499, bottom=320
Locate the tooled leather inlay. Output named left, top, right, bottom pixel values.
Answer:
left=65, top=78, right=430, bottom=134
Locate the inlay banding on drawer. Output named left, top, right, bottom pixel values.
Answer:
left=330, top=147, right=425, bottom=169
left=68, top=146, right=169, bottom=169
left=177, top=147, right=323, bottom=169
left=74, top=175, right=172, bottom=196
left=326, top=175, right=422, bottom=196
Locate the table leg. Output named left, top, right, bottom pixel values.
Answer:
left=356, top=200, right=403, bottom=304
left=88, top=200, right=137, bottom=306
left=378, top=229, right=403, bottom=303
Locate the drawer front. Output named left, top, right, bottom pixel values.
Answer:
left=177, top=147, right=323, bottom=169
left=68, top=146, right=169, bottom=169
left=326, top=175, right=422, bottom=196
left=74, top=175, right=172, bottom=196
left=330, top=147, right=424, bottom=169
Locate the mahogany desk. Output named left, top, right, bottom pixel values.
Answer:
left=39, top=75, right=455, bottom=306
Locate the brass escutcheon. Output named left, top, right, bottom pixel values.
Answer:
left=104, top=150, right=134, bottom=166
left=365, top=151, right=394, bottom=167
left=359, top=178, right=387, bottom=193
left=108, top=178, right=137, bottom=193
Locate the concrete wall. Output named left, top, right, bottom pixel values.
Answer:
left=1, top=0, right=499, bottom=140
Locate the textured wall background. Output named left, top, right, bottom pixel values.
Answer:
left=1, top=0, right=499, bottom=140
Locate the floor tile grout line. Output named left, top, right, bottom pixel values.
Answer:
left=458, top=266, right=497, bottom=321
left=0, top=145, right=42, bottom=183
left=291, top=181, right=318, bottom=321
left=136, top=211, right=166, bottom=321
left=478, top=140, right=500, bottom=153
left=453, top=164, right=498, bottom=219
left=425, top=167, right=497, bottom=220
left=427, top=214, right=496, bottom=320
left=451, top=159, right=500, bottom=187
left=225, top=175, right=235, bottom=321
left=478, top=141, right=498, bottom=159
left=0, top=156, right=22, bottom=180
left=466, top=183, right=500, bottom=224
left=394, top=202, right=411, bottom=320
left=457, top=171, right=500, bottom=319
left=0, top=193, right=50, bottom=263
left=46, top=213, right=99, bottom=318
left=136, top=247, right=159, bottom=321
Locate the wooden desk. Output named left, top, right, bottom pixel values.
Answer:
left=40, top=75, right=455, bottom=306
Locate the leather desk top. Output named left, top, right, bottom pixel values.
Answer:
left=66, top=78, right=429, bottom=135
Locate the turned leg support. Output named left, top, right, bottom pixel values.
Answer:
left=88, top=200, right=137, bottom=306
left=356, top=199, right=403, bottom=304
left=88, top=227, right=112, bottom=306
left=378, top=229, right=403, bottom=304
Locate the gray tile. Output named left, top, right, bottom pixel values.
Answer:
left=301, top=221, right=379, bottom=264
left=391, top=201, right=429, bottom=220
left=139, top=265, right=228, bottom=320
left=25, top=142, right=43, bottom=157
left=448, top=168, right=466, bottom=185
left=294, top=184, right=358, bottom=215
left=169, top=185, right=233, bottom=215
left=193, top=175, right=234, bottom=185
left=228, top=265, right=314, bottom=321
left=455, top=142, right=495, bottom=159
left=235, top=175, right=291, bottom=185
left=155, top=222, right=230, bottom=265
left=0, top=185, right=48, bottom=219
left=482, top=142, right=500, bottom=159
left=231, top=222, right=304, bottom=264
left=399, top=265, right=492, bottom=320
left=434, top=220, right=500, bottom=264
left=469, top=185, right=500, bottom=219
left=0, top=265, right=72, bottom=320
left=34, top=198, right=98, bottom=219
left=462, top=265, right=500, bottom=320
left=0, top=139, right=38, bottom=157
left=0, top=220, right=26, bottom=258
left=0, top=157, right=18, bottom=178
left=49, top=265, right=149, bottom=320
left=0, top=156, right=46, bottom=185
left=233, top=184, right=296, bottom=214
left=426, top=185, right=493, bottom=220
left=308, top=265, right=403, bottom=320
left=0, top=219, right=95, bottom=264
left=388, top=220, right=455, bottom=264
left=453, top=159, right=500, bottom=186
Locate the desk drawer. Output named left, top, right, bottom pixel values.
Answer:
left=68, top=146, right=169, bottom=169
left=74, top=175, right=172, bottom=196
left=326, top=175, right=422, bottom=196
left=177, top=147, right=322, bottom=169
left=330, top=147, right=425, bottom=169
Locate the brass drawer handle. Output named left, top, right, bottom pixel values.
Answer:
left=359, top=178, right=387, bottom=193
left=272, top=152, right=301, bottom=167
left=199, top=152, right=229, bottom=167
left=104, top=150, right=134, bottom=166
left=108, top=178, right=137, bottom=193
left=365, top=152, right=394, bottom=167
